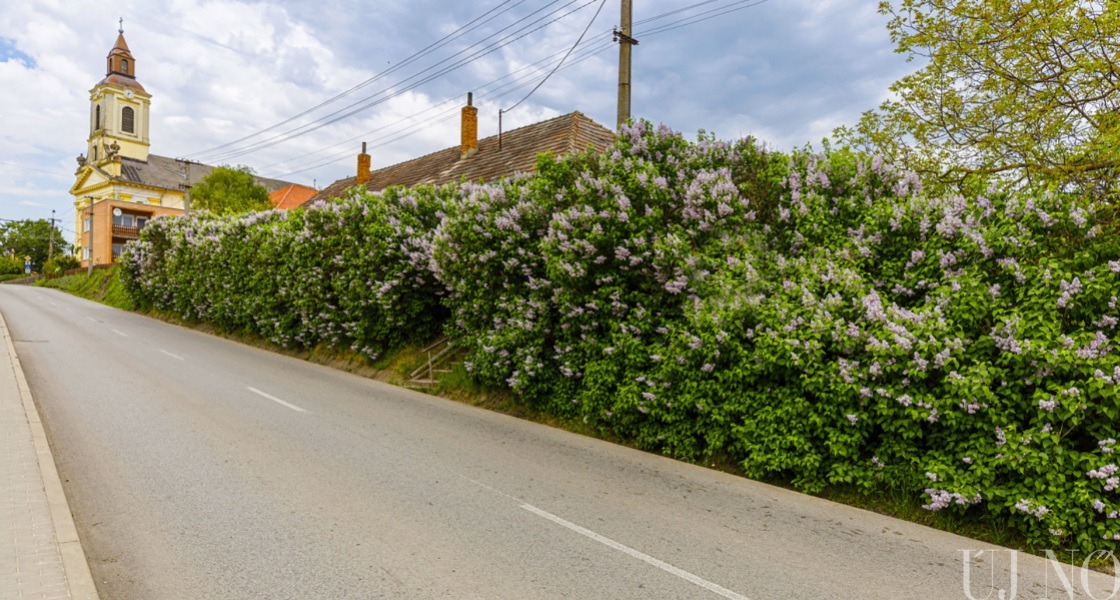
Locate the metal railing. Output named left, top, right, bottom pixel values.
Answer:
left=111, top=225, right=143, bottom=238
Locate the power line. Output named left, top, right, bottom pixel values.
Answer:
left=259, top=0, right=777, bottom=180
left=0, top=161, right=70, bottom=178
left=263, top=30, right=618, bottom=176
left=183, top=0, right=533, bottom=159
left=265, top=33, right=619, bottom=178
left=504, top=0, right=608, bottom=113
left=193, top=0, right=600, bottom=163
left=639, top=0, right=774, bottom=37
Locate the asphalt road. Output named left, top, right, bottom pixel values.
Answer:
left=1, top=284, right=1116, bottom=599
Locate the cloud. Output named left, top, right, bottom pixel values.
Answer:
left=0, top=0, right=916, bottom=225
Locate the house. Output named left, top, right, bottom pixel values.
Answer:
left=310, top=95, right=615, bottom=202
left=269, top=184, right=319, bottom=210
left=70, top=28, right=295, bottom=267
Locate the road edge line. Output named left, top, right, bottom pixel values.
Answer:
left=0, top=308, right=101, bottom=600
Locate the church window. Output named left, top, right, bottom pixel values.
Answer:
left=95, top=105, right=101, bottom=130
left=121, top=58, right=128, bottom=73
left=122, top=106, right=135, bottom=133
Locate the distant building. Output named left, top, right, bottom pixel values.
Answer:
left=311, top=95, right=615, bottom=202
left=269, top=184, right=319, bottom=210
left=70, top=28, right=294, bottom=267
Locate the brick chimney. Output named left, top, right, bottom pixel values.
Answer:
left=461, top=92, right=478, bottom=158
left=356, top=142, right=371, bottom=185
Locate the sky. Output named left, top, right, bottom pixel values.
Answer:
left=0, top=0, right=915, bottom=236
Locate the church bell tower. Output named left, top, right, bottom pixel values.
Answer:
left=87, top=20, right=151, bottom=164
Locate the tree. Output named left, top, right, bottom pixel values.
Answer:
left=0, top=219, right=71, bottom=271
left=838, top=0, right=1120, bottom=197
left=190, top=165, right=272, bottom=216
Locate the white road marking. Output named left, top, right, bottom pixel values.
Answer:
left=458, top=475, right=523, bottom=503
left=246, top=387, right=308, bottom=413
left=521, top=504, right=751, bottom=600
left=85, top=317, right=98, bottom=323
left=50, top=302, right=59, bottom=307
left=113, top=329, right=127, bottom=337
left=160, top=350, right=184, bottom=361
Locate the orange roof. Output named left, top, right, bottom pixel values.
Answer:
left=269, top=184, right=318, bottom=210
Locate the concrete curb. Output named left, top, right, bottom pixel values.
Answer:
left=0, top=309, right=100, bottom=600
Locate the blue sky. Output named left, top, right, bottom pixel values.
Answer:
left=0, top=0, right=914, bottom=236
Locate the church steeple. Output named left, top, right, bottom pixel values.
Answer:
left=100, top=20, right=145, bottom=93
left=87, top=21, right=150, bottom=163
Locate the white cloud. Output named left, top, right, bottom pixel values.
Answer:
left=0, top=0, right=916, bottom=223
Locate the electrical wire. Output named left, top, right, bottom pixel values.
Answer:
left=265, top=31, right=618, bottom=178
left=639, top=0, right=773, bottom=37
left=268, top=35, right=619, bottom=178
left=502, top=0, right=608, bottom=113
left=191, top=0, right=598, bottom=163
left=240, top=0, right=778, bottom=179
left=183, top=0, right=532, bottom=159
left=262, top=29, right=617, bottom=175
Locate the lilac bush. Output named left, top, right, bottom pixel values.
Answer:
left=120, top=185, right=450, bottom=359
left=121, top=121, right=1120, bottom=552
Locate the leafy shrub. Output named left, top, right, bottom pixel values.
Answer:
left=0, top=255, right=23, bottom=275
left=43, top=255, right=80, bottom=275
left=120, top=121, right=1120, bottom=553
left=120, top=185, right=451, bottom=359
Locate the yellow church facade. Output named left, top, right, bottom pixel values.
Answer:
left=71, top=28, right=293, bottom=267
left=70, top=29, right=188, bottom=267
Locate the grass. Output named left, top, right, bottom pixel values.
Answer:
left=34, top=266, right=134, bottom=310
left=34, top=267, right=1114, bottom=573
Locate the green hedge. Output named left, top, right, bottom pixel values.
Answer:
left=121, top=122, right=1120, bottom=552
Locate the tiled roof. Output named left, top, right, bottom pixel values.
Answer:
left=311, top=111, right=614, bottom=203
left=269, top=184, right=318, bottom=210
left=118, top=154, right=295, bottom=193
left=98, top=73, right=146, bottom=93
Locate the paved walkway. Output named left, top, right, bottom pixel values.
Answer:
left=1, top=309, right=97, bottom=599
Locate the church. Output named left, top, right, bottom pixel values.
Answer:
left=70, top=26, right=292, bottom=267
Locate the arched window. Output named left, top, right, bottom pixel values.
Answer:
left=122, top=106, right=135, bottom=134
left=95, top=105, right=101, bottom=130
left=121, top=58, right=128, bottom=73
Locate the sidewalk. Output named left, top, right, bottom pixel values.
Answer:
left=1, top=310, right=98, bottom=599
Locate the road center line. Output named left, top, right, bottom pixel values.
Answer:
left=520, top=503, right=750, bottom=600
left=112, top=329, right=127, bottom=337
left=85, top=317, right=98, bottom=323
left=159, top=350, right=184, bottom=361
left=246, top=387, right=308, bottom=413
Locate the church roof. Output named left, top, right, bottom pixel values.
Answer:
left=100, top=31, right=146, bottom=93
left=117, top=154, right=295, bottom=194
left=310, top=111, right=615, bottom=203
left=112, top=32, right=131, bottom=54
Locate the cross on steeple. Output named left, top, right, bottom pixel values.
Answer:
left=118, top=17, right=124, bottom=34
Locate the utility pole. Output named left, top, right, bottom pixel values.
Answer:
left=177, top=158, right=193, bottom=216
left=615, top=0, right=638, bottom=130
left=86, top=199, right=94, bottom=276
left=47, top=209, right=55, bottom=264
